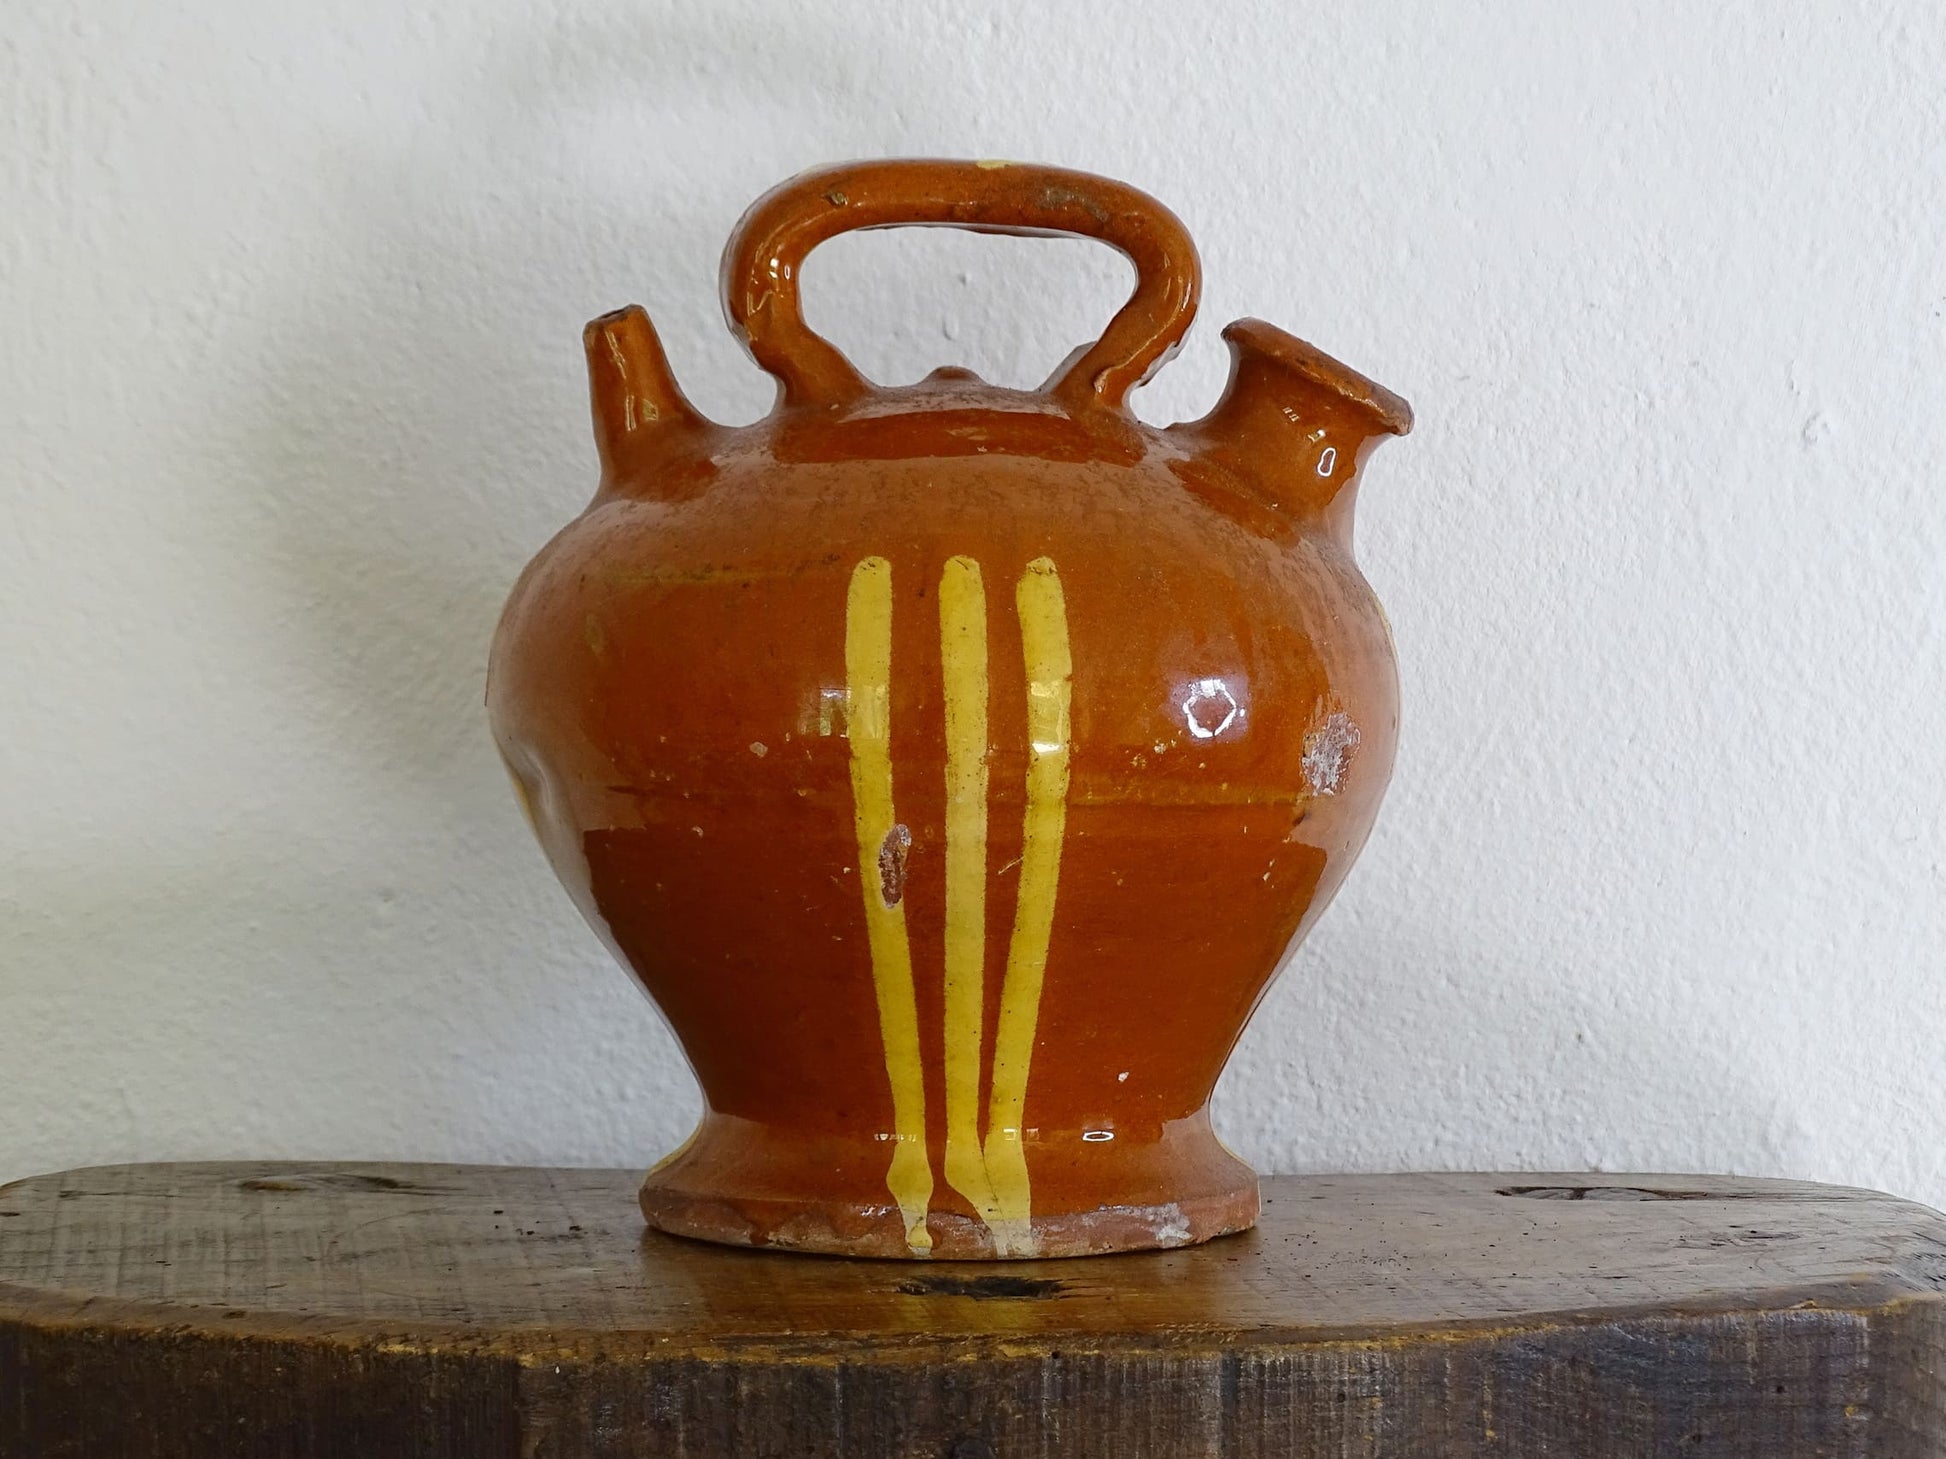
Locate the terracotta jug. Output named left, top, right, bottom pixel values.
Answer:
left=488, top=159, right=1411, bottom=1259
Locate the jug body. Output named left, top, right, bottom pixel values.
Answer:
left=488, top=160, right=1410, bottom=1258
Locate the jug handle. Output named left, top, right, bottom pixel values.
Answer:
left=720, top=158, right=1200, bottom=413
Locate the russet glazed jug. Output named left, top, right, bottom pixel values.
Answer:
left=488, top=159, right=1411, bottom=1258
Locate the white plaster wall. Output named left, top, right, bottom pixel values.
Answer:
left=4, top=0, right=1944, bottom=1202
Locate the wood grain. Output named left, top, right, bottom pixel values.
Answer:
left=3, top=1163, right=1944, bottom=1456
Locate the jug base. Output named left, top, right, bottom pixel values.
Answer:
left=637, top=1112, right=1260, bottom=1259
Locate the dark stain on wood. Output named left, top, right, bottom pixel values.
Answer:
left=895, top=1272, right=1068, bottom=1300
left=237, top=1171, right=432, bottom=1194
left=1497, top=1183, right=1774, bottom=1201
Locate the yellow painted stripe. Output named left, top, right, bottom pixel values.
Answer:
left=984, top=555, right=1073, bottom=1256
left=844, top=556, right=933, bottom=1252
left=938, top=556, right=1001, bottom=1228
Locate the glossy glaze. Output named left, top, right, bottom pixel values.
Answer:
left=488, top=159, right=1411, bottom=1258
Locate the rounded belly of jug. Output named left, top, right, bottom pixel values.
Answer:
left=487, top=468, right=1396, bottom=1257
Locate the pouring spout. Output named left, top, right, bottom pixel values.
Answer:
left=584, top=305, right=712, bottom=479
left=1168, top=319, right=1410, bottom=547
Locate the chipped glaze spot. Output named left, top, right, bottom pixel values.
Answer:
left=1302, top=712, right=1361, bottom=795
left=877, top=823, right=912, bottom=908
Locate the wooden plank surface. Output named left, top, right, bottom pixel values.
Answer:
left=2, top=1162, right=1944, bottom=1456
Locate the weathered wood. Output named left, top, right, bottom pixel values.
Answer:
left=2, top=1164, right=1943, bottom=1457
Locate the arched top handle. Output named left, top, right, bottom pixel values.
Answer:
left=719, top=158, right=1201, bottom=413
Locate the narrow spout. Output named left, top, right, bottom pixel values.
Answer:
left=1169, top=319, right=1411, bottom=546
left=584, top=305, right=710, bottom=478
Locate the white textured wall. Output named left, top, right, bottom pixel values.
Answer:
left=4, top=0, right=1944, bottom=1202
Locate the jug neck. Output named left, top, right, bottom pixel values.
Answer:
left=585, top=305, right=713, bottom=481
left=1169, top=320, right=1411, bottom=547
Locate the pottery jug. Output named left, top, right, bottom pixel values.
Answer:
left=488, top=159, right=1411, bottom=1259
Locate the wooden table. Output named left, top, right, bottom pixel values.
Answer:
left=3, top=1163, right=1944, bottom=1456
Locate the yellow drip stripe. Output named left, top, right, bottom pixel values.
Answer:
left=938, top=556, right=1001, bottom=1227
left=984, top=555, right=1073, bottom=1256
left=843, top=556, right=934, bottom=1252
